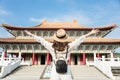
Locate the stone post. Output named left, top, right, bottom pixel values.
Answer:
left=110, top=52, right=114, bottom=62
left=1, top=51, right=5, bottom=64
left=9, top=55, right=12, bottom=62
left=94, top=53, right=96, bottom=61
left=18, top=51, right=22, bottom=60
left=102, top=56, right=105, bottom=62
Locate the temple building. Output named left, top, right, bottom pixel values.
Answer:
left=0, top=20, right=120, bottom=65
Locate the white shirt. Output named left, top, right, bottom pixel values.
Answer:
left=33, top=35, right=86, bottom=61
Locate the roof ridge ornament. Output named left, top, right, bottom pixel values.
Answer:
left=41, top=18, right=46, bottom=23
left=73, top=19, right=78, bottom=23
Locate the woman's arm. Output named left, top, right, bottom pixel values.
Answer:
left=84, top=29, right=99, bottom=37
left=68, top=29, right=99, bottom=50
left=24, top=30, right=52, bottom=50
left=25, top=30, right=36, bottom=37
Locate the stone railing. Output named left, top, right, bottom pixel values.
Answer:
left=20, top=58, right=32, bottom=66
left=86, top=56, right=120, bottom=80
left=94, top=56, right=115, bottom=80
left=0, top=52, right=22, bottom=78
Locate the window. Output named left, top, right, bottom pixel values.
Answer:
left=20, top=45, right=25, bottom=50
left=50, top=31, right=54, bottom=36
left=93, top=46, right=98, bottom=50
left=6, top=45, right=11, bottom=50
left=34, top=44, right=40, bottom=50
left=37, top=31, right=41, bottom=36
left=12, top=45, right=18, bottom=50
left=76, top=31, right=81, bottom=36
left=100, top=45, right=106, bottom=50
left=27, top=45, right=32, bottom=50
left=43, top=31, right=48, bottom=37
left=107, top=45, right=113, bottom=50
left=17, top=31, right=22, bottom=36
left=70, top=31, right=75, bottom=36
left=86, top=46, right=90, bottom=50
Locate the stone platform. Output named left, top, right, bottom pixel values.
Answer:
left=1, top=65, right=119, bottom=80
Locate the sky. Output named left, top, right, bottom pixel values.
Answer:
left=0, top=0, right=120, bottom=51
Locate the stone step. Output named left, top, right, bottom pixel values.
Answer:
left=3, top=65, right=120, bottom=80
left=1, top=65, right=46, bottom=80
left=70, top=65, right=110, bottom=80
left=112, top=67, right=120, bottom=69
left=111, top=67, right=120, bottom=76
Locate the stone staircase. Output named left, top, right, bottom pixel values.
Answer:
left=70, top=65, right=110, bottom=80
left=2, top=65, right=120, bottom=80
left=112, top=67, right=120, bottom=76
left=111, top=66, right=120, bottom=80
left=0, top=65, right=46, bottom=80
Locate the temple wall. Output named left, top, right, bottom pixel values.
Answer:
left=19, top=53, right=106, bottom=65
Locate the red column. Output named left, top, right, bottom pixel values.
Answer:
left=46, top=53, right=50, bottom=65
left=68, top=54, right=71, bottom=65
left=83, top=53, right=86, bottom=65
left=4, top=51, right=7, bottom=58
left=97, top=53, right=100, bottom=58
left=35, top=54, right=38, bottom=65
left=32, top=53, right=35, bottom=65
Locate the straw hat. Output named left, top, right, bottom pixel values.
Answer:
left=53, top=29, right=69, bottom=42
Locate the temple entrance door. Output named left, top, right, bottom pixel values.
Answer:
left=40, top=54, right=45, bottom=65
left=72, top=54, right=78, bottom=65
left=86, top=53, right=94, bottom=61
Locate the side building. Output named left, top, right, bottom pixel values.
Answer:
left=0, top=20, right=120, bottom=65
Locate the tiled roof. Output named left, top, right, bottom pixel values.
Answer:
left=0, top=37, right=120, bottom=44
left=85, top=38, right=120, bottom=43
left=1, top=20, right=117, bottom=30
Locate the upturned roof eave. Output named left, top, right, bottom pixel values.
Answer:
left=1, top=23, right=118, bottom=30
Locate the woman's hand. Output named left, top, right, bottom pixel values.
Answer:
left=90, top=29, right=100, bottom=34
left=84, top=28, right=100, bottom=37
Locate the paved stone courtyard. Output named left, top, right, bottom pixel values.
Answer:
left=1, top=65, right=120, bottom=80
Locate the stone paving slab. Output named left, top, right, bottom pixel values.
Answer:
left=0, top=65, right=46, bottom=80
left=1, top=65, right=120, bottom=80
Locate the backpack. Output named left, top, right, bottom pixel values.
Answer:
left=54, top=46, right=68, bottom=74
left=55, top=57, right=67, bottom=73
